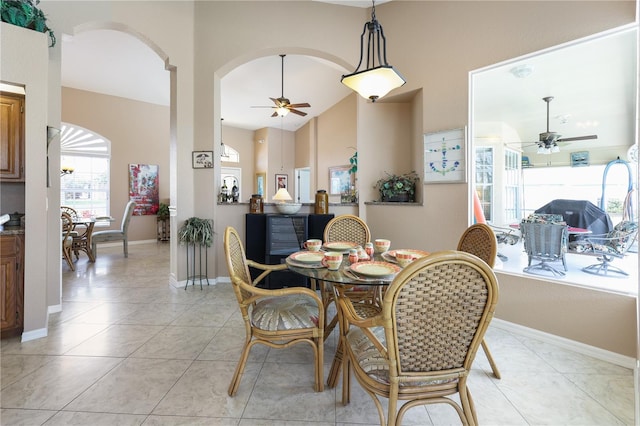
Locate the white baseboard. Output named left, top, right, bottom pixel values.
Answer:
left=171, top=276, right=226, bottom=289
left=492, top=318, right=636, bottom=369
left=48, top=304, right=62, bottom=314
left=95, top=239, right=157, bottom=249
left=21, top=327, right=48, bottom=342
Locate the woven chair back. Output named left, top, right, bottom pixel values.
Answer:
left=223, top=226, right=253, bottom=304
left=61, top=206, right=79, bottom=222
left=457, top=223, right=497, bottom=268
left=323, top=214, right=370, bottom=246
left=383, top=250, right=498, bottom=375
left=521, top=222, right=568, bottom=261
left=61, top=212, right=74, bottom=244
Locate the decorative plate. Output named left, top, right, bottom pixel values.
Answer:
left=323, top=241, right=358, bottom=252
left=288, top=251, right=325, bottom=264
left=384, top=249, right=430, bottom=260
left=349, top=261, right=400, bottom=277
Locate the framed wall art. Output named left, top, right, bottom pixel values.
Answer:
left=423, top=127, right=467, bottom=184
left=192, top=151, right=213, bottom=169
left=275, top=173, right=288, bottom=190
left=129, top=164, right=159, bottom=215
left=329, top=165, right=354, bottom=195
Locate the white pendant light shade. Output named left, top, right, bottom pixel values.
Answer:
left=341, top=66, right=405, bottom=101
left=341, top=0, right=405, bottom=102
left=273, top=188, right=293, bottom=202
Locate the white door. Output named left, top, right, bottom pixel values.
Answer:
left=295, top=167, right=311, bottom=203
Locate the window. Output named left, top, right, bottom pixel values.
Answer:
left=503, top=149, right=521, bottom=223
left=221, top=144, right=239, bottom=163
left=475, top=147, right=493, bottom=222
left=60, top=123, right=111, bottom=218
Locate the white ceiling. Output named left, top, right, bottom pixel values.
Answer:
left=60, top=7, right=636, bottom=148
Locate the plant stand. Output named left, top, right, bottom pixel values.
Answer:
left=185, top=243, right=210, bottom=290
left=157, top=217, right=170, bottom=241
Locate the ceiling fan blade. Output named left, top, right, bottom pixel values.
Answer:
left=250, top=106, right=274, bottom=108
left=557, top=135, right=598, bottom=142
left=269, top=97, right=281, bottom=106
left=270, top=111, right=279, bottom=118
left=287, top=103, right=310, bottom=108
left=289, top=108, right=307, bottom=117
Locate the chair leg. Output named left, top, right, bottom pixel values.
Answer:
left=228, top=341, right=253, bottom=397
left=481, top=338, right=501, bottom=379
left=124, top=238, right=128, bottom=258
left=63, top=248, right=75, bottom=271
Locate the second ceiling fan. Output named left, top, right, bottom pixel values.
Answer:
left=528, top=96, right=598, bottom=152
left=252, top=54, right=311, bottom=117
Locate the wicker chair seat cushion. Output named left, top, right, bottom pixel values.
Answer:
left=524, top=213, right=566, bottom=225
left=346, top=326, right=455, bottom=387
left=63, top=235, right=73, bottom=249
left=251, top=294, right=319, bottom=331
left=569, top=221, right=638, bottom=256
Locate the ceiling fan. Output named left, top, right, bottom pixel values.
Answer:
left=526, top=96, right=598, bottom=153
left=251, top=54, right=310, bottom=118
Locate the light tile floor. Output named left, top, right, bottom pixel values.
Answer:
left=1, top=243, right=635, bottom=425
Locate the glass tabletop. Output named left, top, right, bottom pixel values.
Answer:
left=287, top=256, right=395, bottom=286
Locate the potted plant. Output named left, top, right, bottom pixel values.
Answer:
left=374, top=171, right=419, bottom=202
left=178, top=217, right=213, bottom=247
left=1, top=0, right=56, bottom=47
left=156, top=203, right=170, bottom=220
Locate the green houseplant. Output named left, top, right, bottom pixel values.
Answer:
left=156, top=202, right=170, bottom=220
left=0, top=0, right=56, bottom=47
left=178, top=217, right=213, bottom=247
left=374, top=171, right=419, bottom=202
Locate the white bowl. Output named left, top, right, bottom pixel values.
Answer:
left=275, top=203, right=302, bottom=215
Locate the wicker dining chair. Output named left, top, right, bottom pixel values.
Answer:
left=321, top=214, right=376, bottom=336
left=339, top=251, right=499, bottom=426
left=61, top=212, right=75, bottom=271
left=223, top=226, right=325, bottom=396
left=457, top=223, right=501, bottom=379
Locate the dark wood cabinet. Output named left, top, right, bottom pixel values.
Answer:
left=245, top=213, right=334, bottom=289
left=1, top=234, right=24, bottom=338
left=0, top=92, right=25, bottom=182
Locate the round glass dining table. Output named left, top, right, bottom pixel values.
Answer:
left=287, top=253, right=397, bottom=389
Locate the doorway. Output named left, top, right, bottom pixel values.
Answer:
left=295, top=167, right=311, bottom=203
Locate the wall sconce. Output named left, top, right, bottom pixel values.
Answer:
left=341, top=0, right=405, bottom=102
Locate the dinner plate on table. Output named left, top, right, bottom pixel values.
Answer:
left=288, top=251, right=325, bottom=264
left=382, top=249, right=430, bottom=263
left=349, top=261, right=400, bottom=277
left=323, top=241, right=359, bottom=253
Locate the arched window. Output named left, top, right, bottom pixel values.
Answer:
left=221, top=144, right=239, bottom=163
left=60, top=123, right=111, bottom=218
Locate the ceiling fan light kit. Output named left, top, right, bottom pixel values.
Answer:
left=252, top=54, right=311, bottom=118
left=534, top=96, right=597, bottom=154
left=341, top=0, right=405, bottom=102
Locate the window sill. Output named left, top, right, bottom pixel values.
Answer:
left=495, top=241, right=638, bottom=297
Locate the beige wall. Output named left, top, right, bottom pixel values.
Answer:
left=62, top=87, right=170, bottom=242
left=13, top=0, right=634, bottom=357
left=221, top=125, right=255, bottom=202
left=1, top=23, right=50, bottom=336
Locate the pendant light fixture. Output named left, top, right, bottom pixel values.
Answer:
left=220, top=118, right=230, bottom=160
left=341, top=0, right=405, bottom=102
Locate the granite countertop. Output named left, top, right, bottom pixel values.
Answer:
left=0, top=225, right=25, bottom=235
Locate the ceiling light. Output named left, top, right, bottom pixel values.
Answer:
left=276, top=106, right=289, bottom=117
left=341, top=0, right=405, bottom=102
left=510, top=64, right=533, bottom=78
